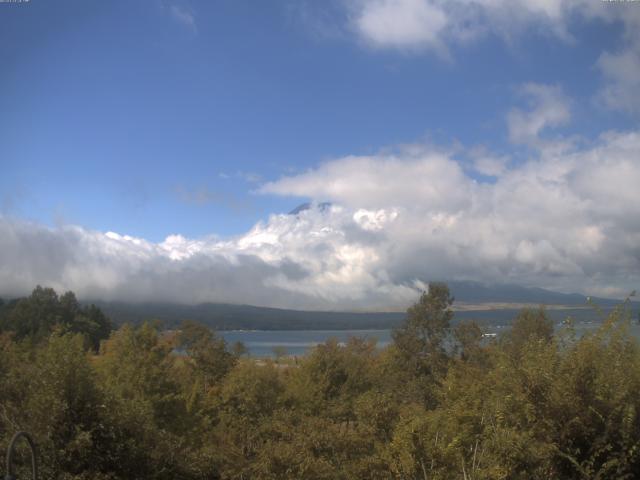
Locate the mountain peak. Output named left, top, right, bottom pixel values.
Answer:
left=288, top=202, right=332, bottom=215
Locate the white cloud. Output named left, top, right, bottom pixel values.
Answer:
left=260, top=148, right=472, bottom=212
left=338, top=1, right=640, bottom=115
left=257, top=127, right=640, bottom=302
left=468, top=146, right=509, bottom=177
left=353, top=208, right=399, bottom=231
left=2, top=123, right=639, bottom=307
left=2, top=84, right=639, bottom=308
left=352, top=0, right=449, bottom=55
left=345, top=0, right=582, bottom=53
left=584, top=4, right=640, bottom=114
left=597, top=47, right=640, bottom=114
left=0, top=207, right=419, bottom=310
left=507, top=83, right=571, bottom=146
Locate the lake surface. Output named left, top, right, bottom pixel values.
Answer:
left=221, top=320, right=640, bottom=357
left=221, top=329, right=393, bottom=357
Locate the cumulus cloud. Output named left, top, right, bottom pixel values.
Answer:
left=260, top=147, right=472, bottom=211
left=338, top=1, right=640, bottom=115
left=345, top=0, right=582, bottom=53
left=259, top=128, right=640, bottom=301
left=0, top=208, right=420, bottom=310
left=468, top=146, right=510, bottom=177
left=2, top=125, right=639, bottom=306
left=2, top=83, right=639, bottom=307
left=597, top=47, right=640, bottom=114
left=507, top=83, right=571, bottom=147
left=592, top=5, right=640, bottom=113
left=351, top=0, right=450, bottom=55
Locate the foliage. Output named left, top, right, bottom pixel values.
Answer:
left=0, top=286, right=112, bottom=350
left=391, top=282, right=454, bottom=407
left=1, top=285, right=640, bottom=479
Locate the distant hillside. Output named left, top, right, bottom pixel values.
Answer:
left=446, top=281, right=622, bottom=306
left=89, top=282, right=637, bottom=331
left=91, top=301, right=406, bottom=331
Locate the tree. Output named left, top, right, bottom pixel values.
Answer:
left=73, top=303, right=113, bottom=351
left=0, top=287, right=112, bottom=350
left=178, top=320, right=236, bottom=386
left=95, top=322, right=198, bottom=479
left=1, top=286, right=61, bottom=341
left=214, top=361, right=284, bottom=478
left=0, top=332, right=121, bottom=479
left=453, top=320, right=485, bottom=363
left=287, top=337, right=377, bottom=422
left=392, top=282, right=454, bottom=407
left=59, top=291, right=113, bottom=351
left=504, top=307, right=554, bottom=356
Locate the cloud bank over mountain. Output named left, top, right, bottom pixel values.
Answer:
left=2, top=83, right=639, bottom=308
left=0, top=0, right=640, bottom=309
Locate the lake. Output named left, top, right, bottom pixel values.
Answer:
left=220, top=319, right=640, bottom=357
left=220, top=329, right=393, bottom=357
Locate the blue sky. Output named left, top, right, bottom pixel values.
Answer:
left=1, top=0, right=640, bottom=307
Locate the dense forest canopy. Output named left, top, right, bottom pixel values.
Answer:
left=1, top=284, right=639, bottom=479
left=0, top=286, right=112, bottom=350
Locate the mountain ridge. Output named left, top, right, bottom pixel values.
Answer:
left=83, top=282, right=637, bottom=331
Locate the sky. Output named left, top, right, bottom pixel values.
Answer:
left=1, top=0, right=639, bottom=308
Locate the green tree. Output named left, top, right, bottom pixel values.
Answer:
left=0, top=331, right=123, bottom=479
left=287, top=337, right=377, bottom=422
left=95, top=322, right=199, bottom=479
left=1, top=286, right=62, bottom=341
left=0, top=287, right=112, bottom=350
left=392, top=282, right=454, bottom=407
left=178, top=320, right=236, bottom=387
left=503, top=307, right=554, bottom=356
left=214, top=361, right=284, bottom=479
left=453, top=320, right=488, bottom=365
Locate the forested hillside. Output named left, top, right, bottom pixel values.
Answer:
left=1, top=284, right=639, bottom=479
left=89, top=300, right=407, bottom=331
left=86, top=281, right=636, bottom=331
